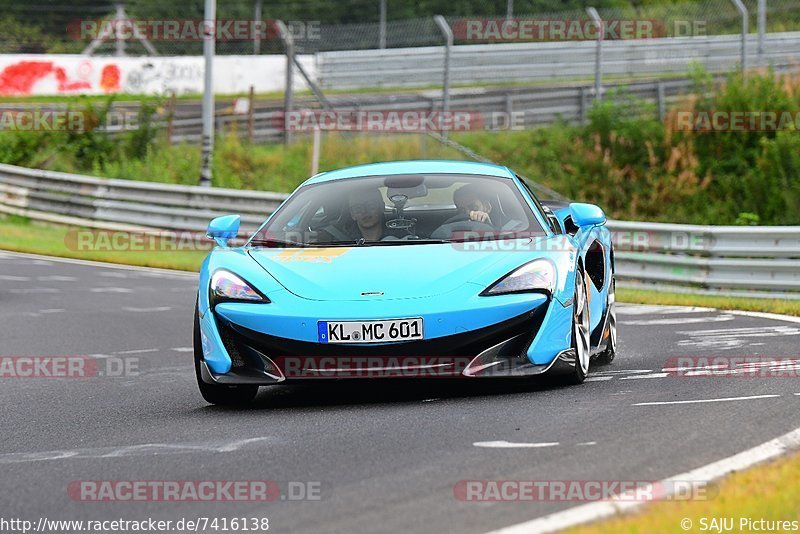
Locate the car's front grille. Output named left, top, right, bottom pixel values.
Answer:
left=214, top=301, right=549, bottom=375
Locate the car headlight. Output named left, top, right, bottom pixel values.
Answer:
left=210, top=270, right=269, bottom=306
left=481, top=259, right=555, bottom=296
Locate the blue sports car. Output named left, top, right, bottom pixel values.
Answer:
left=194, top=161, right=616, bottom=404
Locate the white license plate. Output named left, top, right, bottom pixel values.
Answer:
left=318, top=318, right=424, bottom=344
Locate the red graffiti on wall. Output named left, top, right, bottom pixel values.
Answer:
left=99, top=64, right=121, bottom=93
left=0, top=61, right=93, bottom=96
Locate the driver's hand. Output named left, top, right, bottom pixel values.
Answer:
left=468, top=210, right=491, bottom=224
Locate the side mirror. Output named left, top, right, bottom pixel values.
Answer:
left=569, top=203, right=606, bottom=228
left=207, top=215, right=241, bottom=248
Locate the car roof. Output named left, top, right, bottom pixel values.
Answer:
left=302, top=160, right=515, bottom=186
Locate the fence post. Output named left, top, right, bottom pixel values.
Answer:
left=433, top=15, right=453, bottom=141
left=115, top=3, right=126, bottom=57
left=253, top=0, right=263, bottom=54
left=166, top=92, right=177, bottom=146
left=277, top=21, right=295, bottom=145
left=199, top=0, right=216, bottom=187
left=657, top=81, right=665, bottom=121
left=379, top=0, right=387, bottom=49
left=586, top=7, right=603, bottom=102
left=757, top=0, right=766, bottom=66
left=730, top=0, right=748, bottom=76
left=311, top=127, right=321, bottom=175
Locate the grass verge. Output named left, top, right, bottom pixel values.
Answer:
left=567, top=451, right=800, bottom=534
left=0, top=216, right=205, bottom=272
left=617, top=287, right=800, bottom=317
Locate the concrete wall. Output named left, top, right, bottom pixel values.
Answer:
left=0, top=54, right=314, bottom=96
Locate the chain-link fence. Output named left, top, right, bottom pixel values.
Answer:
left=1, top=0, right=799, bottom=55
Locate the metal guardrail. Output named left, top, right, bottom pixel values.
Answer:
left=0, top=163, right=287, bottom=233
left=1, top=163, right=797, bottom=298
left=316, top=32, right=800, bottom=89
left=23, top=75, right=721, bottom=144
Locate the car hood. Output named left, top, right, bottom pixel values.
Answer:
left=247, top=240, right=548, bottom=301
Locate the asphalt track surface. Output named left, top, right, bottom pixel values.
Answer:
left=1, top=249, right=800, bottom=534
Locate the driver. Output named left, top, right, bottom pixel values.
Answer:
left=453, top=184, right=496, bottom=226
left=347, top=187, right=386, bottom=241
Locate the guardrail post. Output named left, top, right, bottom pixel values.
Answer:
left=730, top=0, right=748, bottom=77
left=247, top=85, right=255, bottom=143
left=199, top=0, right=216, bottom=187
left=586, top=7, right=603, bottom=102
left=433, top=15, right=453, bottom=141
left=277, top=21, right=295, bottom=145
left=657, top=81, right=665, bottom=121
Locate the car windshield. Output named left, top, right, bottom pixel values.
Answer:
left=250, top=173, right=546, bottom=247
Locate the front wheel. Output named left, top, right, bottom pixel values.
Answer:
left=193, top=305, right=258, bottom=405
left=565, top=269, right=591, bottom=384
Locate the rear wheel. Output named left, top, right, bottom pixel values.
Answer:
left=594, top=276, right=617, bottom=365
left=193, top=305, right=258, bottom=405
left=565, top=269, right=591, bottom=384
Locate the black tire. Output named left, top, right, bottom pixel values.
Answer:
left=594, top=276, right=617, bottom=366
left=193, top=305, right=258, bottom=406
left=565, top=268, right=591, bottom=385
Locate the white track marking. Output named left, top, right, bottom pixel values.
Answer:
left=585, top=376, right=613, bottom=382
left=676, top=325, right=800, bottom=350
left=633, top=394, right=780, bottom=406
left=592, top=369, right=652, bottom=375
left=0, top=275, right=30, bottom=281
left=36, top=275, right=77, bottom=282
left=485, top=427, right=800, bottom=534
left=9, top=288, right=60, bottom=294
left=99, top=272, right=130, bottom=278
left=619, top=373, right=669, bottom=380
left=91, top=287, right=133, bottom=293
left=112, top=348, right=159, bottom=355
left=171, top=347, right=193, bottom=352
left=620, top=315, right=733, bottom=326
left=0, top=250, right=196, bottom=278
left=122, top=306, right=172, bottom=313
left=616, top=305, right=714, bottom=316
left=0, top=437, right=273, bottom=465
left=474, top=441, right=559, bottom=449
left=576, top=442, right=597, bottom=446
left=728, top=310, right=800, bottom=325
left=38, top=308, right=64, bottom=314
